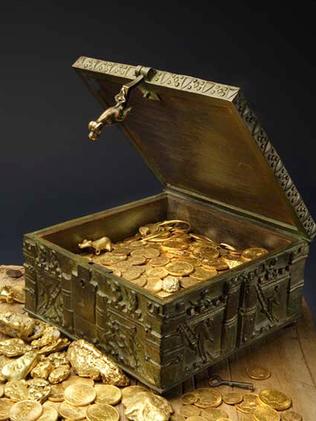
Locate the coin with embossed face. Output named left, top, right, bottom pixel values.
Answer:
left=247, top=366, right=271, bottom=380
left=166, top=261, right=194, bottom=277
left=241, top=247, right=268, bottom=262
left=64, top=383, right=96, bottom=407
left=95, top=384, right=121, bottom=405
left=281, top=411, right=303, bottom=421
left=86, top=403, right=120, bottom=421
left=37, top=405, right=58, bottom=421
left=253, top=405, right=280, bottom=421
left=124, top=266, right=145, bottom=281
left=146, top=266, right=169, bottom=279
left=9, top=400, right=43, bottom=421
left=58, top=401, right=87, bottom=420
left=259, top=389, right=291, bottom=411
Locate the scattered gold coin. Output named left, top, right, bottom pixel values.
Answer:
left=181, top=392, right=197, bottom=405
left=180, top=404, right=201, bottom=417
left=58, top=400, right=87, bottom=420
left=281, top=410, right=303, bottom=421
left=95, top=384, right=122, bottom=405
left=86, top=403, right=120, bottom=421
left=0, top=398, right=14, bottom=421
left=200, top=407, right=229, bottom=420
left=222, top=391, right=243, bottom=405
left=247, top=366, right=271, bottom=380
left=194, top=388, right=222, bottom=408
left=259, top=389, right=292, bottom=411
left=9, top=399, right=43, bottom=421
left=37, top=405, right=58, bottom=421
left=64, top=383, right=96, bottom=406
left=253, top=404, right=280, bottom=421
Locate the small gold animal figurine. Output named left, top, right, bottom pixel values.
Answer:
left=78, top=236, right=113, bottom=255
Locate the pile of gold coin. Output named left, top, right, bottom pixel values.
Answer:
left=173, top=386, right=302, bottom=421
left=79, top=219, right=269, bottom=298
left=0, top=309, right=174, bottom=421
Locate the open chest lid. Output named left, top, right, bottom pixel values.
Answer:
left=73, top=56, right=316, bottom=241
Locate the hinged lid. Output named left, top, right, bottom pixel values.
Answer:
left=73, top=56, right=316, bottom=240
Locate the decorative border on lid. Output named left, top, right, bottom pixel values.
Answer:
left=73, top=56, right=240, bottom=101
left=233, top=91, right=316, bottom=240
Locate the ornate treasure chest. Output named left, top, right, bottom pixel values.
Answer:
left=24, top=56, right=316, bottom=393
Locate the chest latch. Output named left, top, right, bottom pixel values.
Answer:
left=88, top=66, right=156, bottom=141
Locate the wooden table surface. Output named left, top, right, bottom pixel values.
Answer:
left=1, top=264, right=316, bottom=421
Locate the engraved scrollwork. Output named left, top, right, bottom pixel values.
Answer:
left=234, top=91, right=316, bottom=239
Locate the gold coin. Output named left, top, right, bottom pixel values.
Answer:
left=194, top=245, right=219, bottom=260
left=194, top=388, right=222, bottom=408
left=222, top=391, right=243, bottom=405
left=48, top=384, right=64, bottom=402
left=131, top=274, right=147, bottom=287
left=64, top=383, right=96, bottom=406
left=128, top=255, right=147, bottom=266
left=236, top=400, right=258, bottom=414
left=150, top=256, right=170, bottom=267
left=94, top=384, right=121, bottom=405
left=243, top=393, right=259, bottom=405
left=9, top=400, right=43, bottom=421
left=146, top=266, right=169, bottom=278
left=247, top=366, right=271, bottom=380
left=162, top=276, right=180, bottom=293
left=58, top=401, right=87, bottom=420
left=4, top=380, right=29, bottom=401
left=86, top=403, right=119, bottom=421
left=156, top=290, right=173, bottom=298
left=241, top=247, right=268, bottom=262
left=145, top=277, right=163, bottom=293
left=62, top=375, right=94, bottom=388
left=112, top=260, right=131, bottom=273
left=124, top=266, right=145, bottom=281
left=200, top=407, right=229, bottom=420
left=191, top=267, right=217, bottom=281
left=180, top=404, right=201, bottom=417
left=181, top=392, right=197, bottom=405
left=205, top=258, right=229, bottom=271
left=281, top=411, right=303, bottom=421
left=180, top=276, right=199, bottom=288
left=121, top=385, right=148, bottom=405
left=143, top=247, right=160, bottom=259
left=111, top=247, right=131, bottom=256
left=253, top=405, right=280, bottom=421
left=166, top=261, right=194, bottom=276
left=259, top=389, right=292, bottom=411
left=0, top=398, right=14, bottom=421
left=37, top=406, right=58, bottom=421
left=186, top=417, right=208, bottom=421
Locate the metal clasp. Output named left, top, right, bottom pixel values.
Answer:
left=88, top=66, right=155, bottom=141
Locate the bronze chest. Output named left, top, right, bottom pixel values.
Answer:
left=23, top=56, right=315, bottom=393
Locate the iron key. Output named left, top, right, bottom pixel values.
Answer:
left=208, top=374, right=254, bottom=391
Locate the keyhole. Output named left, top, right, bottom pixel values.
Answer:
left=80, top=280, right=85, bottom=288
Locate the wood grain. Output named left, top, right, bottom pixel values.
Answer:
left=1, top=264, right=315, bottom=420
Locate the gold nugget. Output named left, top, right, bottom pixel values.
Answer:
left=0, top=312, right=35, bottom=339
left=2, top=351, right=39, bottom=381
left=124, top=390, right=173, bottom=421
left=67, top=339, right=129, bottom=386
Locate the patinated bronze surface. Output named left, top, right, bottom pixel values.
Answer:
left=23, top=57, right=315, bottom=392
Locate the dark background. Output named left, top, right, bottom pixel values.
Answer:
left=1, top=1, right=315, bottom=317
